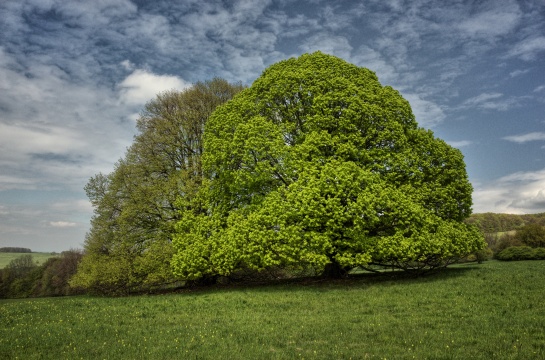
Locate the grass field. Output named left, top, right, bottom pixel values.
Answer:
left=0, top=252, right=58, bottom=269
left=1, top=260, right=544, bottom=359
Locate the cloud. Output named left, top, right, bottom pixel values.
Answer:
left=534, top=85, right=545, bottom=93
left=463, top=92, right=503, bottom=106
left=473, top=169, right=545, bottom=214
left=117, top=68, right=190, bottom=106
left=503, top=132, right=545, bottom=143
left=509, top=69, right=529, bottom=78
left=460, top=92, right=521, bottom=111
left=447, top=140, right=473, bottom=148
left=0, top=123, right=84, bottom=156
left=298, top=33, right=353, bottom=60
left=507, top=36, right=545, bottom=61
left=457, top=2, right=521, bottom=38
left=352, top=45, right=398, bottom=84
left=402, top=93, right=446, bottom=128
left=49, top=221, right=77, bottom=228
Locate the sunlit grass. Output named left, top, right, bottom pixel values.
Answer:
left=1, top=260, right=544, bottom=359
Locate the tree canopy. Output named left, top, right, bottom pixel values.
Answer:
left=172, top=52, right=484, bottom=280
left=71, top=78, right=245, bottom=294
left=515, top=223, right=545, bottom=248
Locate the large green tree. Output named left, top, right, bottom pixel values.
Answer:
left=172, top=52, right=484, bottom=280
left=71, top=78, right=244, bottom=294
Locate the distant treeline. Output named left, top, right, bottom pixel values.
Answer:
left=0, top=250, right=84, bottom=299
left=466, top=213, right=545, bottom=233
left=0, top=247, right=32, bottom=253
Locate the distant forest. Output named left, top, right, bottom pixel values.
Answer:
left=466, top=213, right=545, bottom=233
left=0, top=247, right=31, bottom=253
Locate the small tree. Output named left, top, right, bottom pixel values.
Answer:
left=515, top=223, right=545, bottom=248
left=172, top=52, right=484, bottom=281
left=6, top=254, right=36, bottom=278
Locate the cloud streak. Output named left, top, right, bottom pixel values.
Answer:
left=504, top=132, right=545, bottom=143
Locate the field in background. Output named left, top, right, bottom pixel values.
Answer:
left=1, top=260, right=544, bottom=359
left=0, top=252, right=58, bottom=269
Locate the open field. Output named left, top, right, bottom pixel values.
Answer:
left=1, top=260, right=544, bottom=359
left=0, top=252, right=58, bottom=269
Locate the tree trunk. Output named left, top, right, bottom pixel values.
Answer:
left=321, top=261, right=348, bottom=278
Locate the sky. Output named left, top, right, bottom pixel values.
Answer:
left=1, top=0, right=544, bottom=252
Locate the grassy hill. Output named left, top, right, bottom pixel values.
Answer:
left=0, top=252, right=58, bottom=269
left=1, top=260, right=544, bottom=359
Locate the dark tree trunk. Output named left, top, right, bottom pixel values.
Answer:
left=321, top=261, right=348, bottom=278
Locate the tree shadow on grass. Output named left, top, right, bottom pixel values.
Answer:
left=163, top=262, right=484, bottom=296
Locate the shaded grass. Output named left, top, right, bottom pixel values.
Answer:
left=1, top=260, right=544, bottom=359
left=0, top=252, right=57, bottom=269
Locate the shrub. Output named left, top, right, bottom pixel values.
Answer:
left=496, top=246, right=545, bottom=261
left=515, top=223, right=545, bottom=248
left=494, top=235, right=523, bottom=255
left=475, top=248, right=493, bottom=263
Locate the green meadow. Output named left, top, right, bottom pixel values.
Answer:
left=0, top=252, right=57, bottom=269
left=1, top=260, right=544, bottom=359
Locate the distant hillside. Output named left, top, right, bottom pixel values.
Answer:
left=466, top=213, right=545, bottom=233
left=0, top=247, right=31, bottom=253
left=0, top=252, right=58, bottom=269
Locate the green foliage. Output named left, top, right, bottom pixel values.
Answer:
left=71, top=78, right=244, bottom=295
left=465, top=213, right=526, bottom=233
left=0, top=250, right=84, bottom=298
left=493, top=234, right=523, bottom=255
left=466, top=212, right=545, bottom=233
left=0, top=255, right=38, bottom=298
left=496, top=246, right=545, bottom=261
left=172, top=52, right=484, bottom=280
left=515, top=223, right=545, bottom=248
left=2, top=261, right=545, bottom=359
left=474, top=248, right=493, bottom=263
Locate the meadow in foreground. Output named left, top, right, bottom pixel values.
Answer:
left=1, top=260, right=544, bottom=359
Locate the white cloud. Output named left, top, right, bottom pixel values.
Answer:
left=457, top=3, right=521, bottom=38
left=0, top=123, right=84, bottom=156
left=49, top=221, right=77, bottom=228
left=463, top=92, right=503, bottom=106
left=503, top=132, right=545, bottom=143
left=298, top=33, right=353, bottom=60
left=509, top=69, right=529, bottom=78
left=460, top=92, right=520, bottom=111
left=118, top=69, right=190, bottom=106
left=508, top=36, right=545, bottom=61
left=473, top=169, right=545, bottom=214
left=534, top=85, right=545, bottom=93
left=402, top=93, right=446, bottom=128
left=447, top=140, right=472, bottom=148
left=352, top=45, right=398, bottom=84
